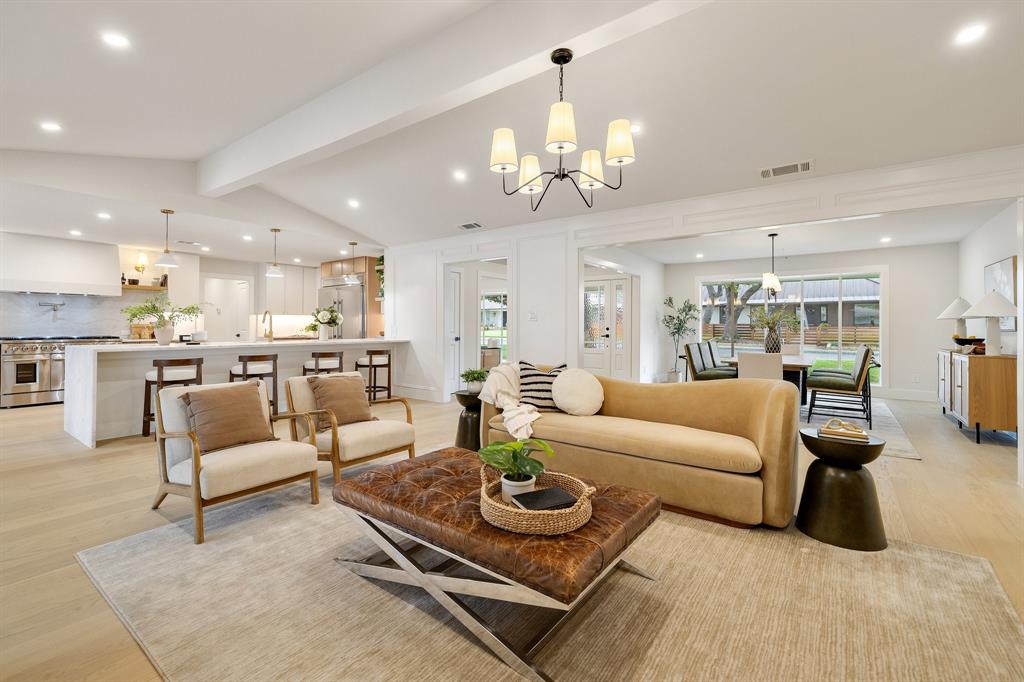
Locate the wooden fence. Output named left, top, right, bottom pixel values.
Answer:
left=702, top=323, right=879, bottom=347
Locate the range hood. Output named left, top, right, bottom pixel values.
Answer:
left=0, top=233, right=122, bottom=296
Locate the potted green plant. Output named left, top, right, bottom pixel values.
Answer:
left=750, top=307, right=801, bottom=353
left=478, top=438, right=555, bottom=502
left=461, top=368, right=489, bottom=393
left=662, top=296, right=699, bottom=382
left=305, top=306, right=342, bottom=340
left=122, top=296, right=202, bottom=346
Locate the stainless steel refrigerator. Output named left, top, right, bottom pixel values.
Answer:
left=317, top=275, right=366, bottom=339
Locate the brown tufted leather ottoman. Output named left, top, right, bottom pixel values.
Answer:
left=333, top=447, right=660, bottom=682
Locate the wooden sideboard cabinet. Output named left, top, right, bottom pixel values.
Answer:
left=938, top=350, right=1017, bottom=443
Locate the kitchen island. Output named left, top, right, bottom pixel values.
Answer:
left=64, top=338, right=410, bottom=447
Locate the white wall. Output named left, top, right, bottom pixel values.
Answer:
left=663, top=242, right=958, bottom=400
left=958, top=202, right=1018, bottom=354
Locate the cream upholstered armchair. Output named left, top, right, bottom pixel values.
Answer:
left=153, top=380, right=320, bottom=544
left=284, top=372, right=415, bottom=483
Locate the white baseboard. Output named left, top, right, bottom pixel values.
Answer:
left=393, top=384, right=442, bottom=402
left=874, top=387, right=934, bottom=402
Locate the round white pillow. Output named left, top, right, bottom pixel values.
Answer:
left=551, top=368, right=604, bottom=416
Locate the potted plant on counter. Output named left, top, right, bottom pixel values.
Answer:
left=304, top=306, right=342, bottom=341
left=122, top=296, right=202, bottom=346
left=461, top=368, right=489, bottom=393
left=478, top=438, right=555, bottom=502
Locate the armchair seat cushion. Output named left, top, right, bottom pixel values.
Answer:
left=807, top=374, right=858, bottom=391
left=489, top=412, right=761, bottom=474
left=314, top=420, right=415, bottom=461
left=168, top=440, right=317, bottom=499
left=694, top=368, right=738, bottom=380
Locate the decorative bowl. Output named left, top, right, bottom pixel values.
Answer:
left=953, top=337, right=983, bottom=346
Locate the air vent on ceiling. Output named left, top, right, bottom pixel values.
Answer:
left=760, top=159, right=814, bottom=180
left=458, top=221, right=484, bottom=231
left=177, top=240, right=202, bottom=246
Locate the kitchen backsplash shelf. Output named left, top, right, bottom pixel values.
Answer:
left=122, top=284, right=167, bottom=292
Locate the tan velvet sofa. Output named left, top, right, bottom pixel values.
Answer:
left=483, top=377, right=799, bottom=528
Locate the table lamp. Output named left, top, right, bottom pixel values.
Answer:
left=962, top=290, right=1018, bottom=356
left=936, top=297, right=971, bottom=338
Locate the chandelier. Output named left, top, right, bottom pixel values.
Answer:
left=488, top=47, right=636, bottom=212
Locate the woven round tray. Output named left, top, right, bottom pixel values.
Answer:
left=479, top=466, right=596, bottom=535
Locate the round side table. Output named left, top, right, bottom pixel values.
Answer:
left=796, top=427, right=887, bottom=551
left=453, top=390, right=482, bottom=451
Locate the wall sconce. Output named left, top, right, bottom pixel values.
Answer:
left=135, top=252, right=148, bottom=275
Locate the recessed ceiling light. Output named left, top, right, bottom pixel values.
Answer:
left=242, top=235, right=253, bottom=241
left=696, top=253, right=704, bottom=258
left=96, top=212, right=111, bottom=220
left=880, top=236, right=892, bottom=243
left=630, top=123, right=642, bottom=134
left=39, top=121, right=62, bottom=132
left=339, top=249, right=348, bottom=255
left=347, top=199, right=360, bottom=209
left=954, top=23, right=987, bottom=46
left=201, top=246, right=210, bottom=252
left=293, top=257, right=301, bottom=263
left=101, top=32, right=131, bottom=49
left=452, top=169, right=468, bottom=182
left=68, top=229, right=82, bottom=236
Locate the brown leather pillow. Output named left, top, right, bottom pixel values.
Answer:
left=308, top=375, right=372, bottom=431
left=179, top=381, right=276, bottom=454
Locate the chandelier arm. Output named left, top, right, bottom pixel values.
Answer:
left=502, top=170, right=555, bottom=196
left=568, top=165, right=624, bottom=191
left=567, top=173, right=595, bottom=209
left=530, top=174, right=559, bottom=212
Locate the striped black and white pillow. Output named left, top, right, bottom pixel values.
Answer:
left=519, top=361, right=567, bottom=412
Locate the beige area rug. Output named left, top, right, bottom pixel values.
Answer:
left=803, top=398, right=922, bottom=460
left=78, top=481, right=1021, bottom=681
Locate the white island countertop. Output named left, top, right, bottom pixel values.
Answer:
left=65, top=337, right=410, bottom=447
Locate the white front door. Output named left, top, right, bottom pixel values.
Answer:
left=582, top=278, right=631, bottom=378
left=444, top=269, right=462, bottom=395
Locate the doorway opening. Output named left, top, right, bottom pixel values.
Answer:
left=443, top=257, right=510, bottom=396
left=201, top=275, right=253, bottom=341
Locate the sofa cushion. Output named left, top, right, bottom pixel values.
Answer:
left=519, top=361, right=566, bottom=411
left=314, top=420, right=415, bottom=461
left=308, top=374, right=372, bottom=431
left=179, top=381, right=275, bottom=454
left=168, top=439, right=317, bottom=499
left=489, top=412, right=762, bottom=474
left=807, top=374, right=858, bottom=392
left=552, top=368, right=604, bottom=416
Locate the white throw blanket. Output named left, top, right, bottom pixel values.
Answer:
left=479, top=363, right=540, bottom=440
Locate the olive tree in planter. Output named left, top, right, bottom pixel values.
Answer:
left=662, top=296, right=699, bottom=382
left=478, top=438, right=555, bottom=502
left=122, top=296, right=202, bottom=345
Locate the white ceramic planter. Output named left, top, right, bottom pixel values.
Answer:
left=319, top=326, right=330, bottom=341
left=666, top=370, right=683, bottom=383
left=467, top=380, right=483, bottom=393
left=501, top=474, right=536, bottom=503
left=154, top=325, right=174, bottom=346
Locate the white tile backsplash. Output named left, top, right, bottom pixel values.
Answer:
left=0, top=291, right=153, bottom=337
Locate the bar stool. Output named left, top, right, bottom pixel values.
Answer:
left=143, top=358, right=203, bottom=438
left=355, top=349, right=392, bottom=400
left=229, top=354, right=279, bottom=415
left=302, top=351, right=344, bottom=376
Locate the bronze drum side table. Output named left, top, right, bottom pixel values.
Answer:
left=453, top=390, right=482, bottom=451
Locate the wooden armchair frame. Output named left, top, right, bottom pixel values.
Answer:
left=152, top=394, right=320, bottom=544
left=284, top=381, right=415, bottom=484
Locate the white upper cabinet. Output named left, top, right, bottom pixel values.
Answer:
left=284, top=265, right=303, bottom=314
left=302, top=267, right=318, bottom=314
left=260, top=265, right=317, bottom=315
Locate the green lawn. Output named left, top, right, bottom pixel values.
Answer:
left=811, top=358, right=880, bottom=383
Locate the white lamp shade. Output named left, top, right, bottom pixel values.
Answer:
left=962, top=290, right=1017, bottom=318
left=518, top=154, right=543, bottom=194
left=604, top=118, right=635, bottom=166
left=154, top=251, right=178, bottom=268
left=265, top=263, right=284, bottom=278
left=489, top=128, right=518, bottom=173
left=579, top=149, right=604, bottom=189
left=936, top=296, right=972, bottom=320
left=544, top=101, right=577, bottom=154
left=762, top=272, right=782, bottom=292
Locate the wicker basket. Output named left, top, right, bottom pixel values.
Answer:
left=479, top=466, right=595, bottom=535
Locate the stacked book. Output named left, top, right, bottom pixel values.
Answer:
left=818, top=418, right=869, bottom=442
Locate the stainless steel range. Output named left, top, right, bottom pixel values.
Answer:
left=0, top=336, right=120, bottom=407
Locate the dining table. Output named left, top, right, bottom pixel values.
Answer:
left=720, top=353, right=814, bottom=405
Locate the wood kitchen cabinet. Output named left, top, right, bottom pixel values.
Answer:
left=941, top=350, right=1016, bottom=443
left=319, top=256, right=384, bottom=337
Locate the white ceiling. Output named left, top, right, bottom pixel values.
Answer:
left=619, top=200, right=1013, bottom=265
left=0, top=0, right=488, bottom=159
left=260, top=0, right=1024, bottom=245
left=0, top=181, right=381, bottom=264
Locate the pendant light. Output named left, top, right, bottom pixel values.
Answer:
left=154, top=209, right=179, bottom=268
left=342, top=242, right=360, bottom=285
left=265, top=228, right=284, bottom=278
left=762, top=232, right=782, bottom=299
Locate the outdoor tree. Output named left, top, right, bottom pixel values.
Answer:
left=722, top=281, right=763, bottom=342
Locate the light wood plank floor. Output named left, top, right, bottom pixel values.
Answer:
left=1, top=398, right=1021, bottom=680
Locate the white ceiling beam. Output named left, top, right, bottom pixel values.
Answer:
left=196, top=0, right=710, bottom=197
